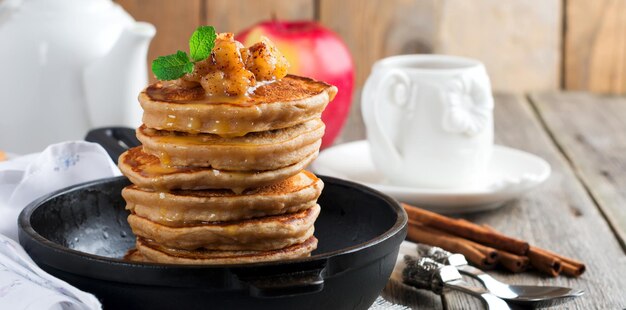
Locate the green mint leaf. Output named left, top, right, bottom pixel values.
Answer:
left=189, top=26, right=217, bottom=61
left=151, top=50, right=193, bottom=80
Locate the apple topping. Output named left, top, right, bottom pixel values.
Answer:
left=246, top=37, right=290, bottom=81
left=177, top=33, right=289, bottom=97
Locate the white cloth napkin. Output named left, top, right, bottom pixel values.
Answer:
left=0, top=141, right=121, bottom=240
left=0, top=141, right=121, bottom=310
left=0, top=234, right=102, bottom=310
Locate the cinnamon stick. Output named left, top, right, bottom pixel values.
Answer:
left=498, top=250, right=530, bottom=273
left=417, top=218, right=499, bottom=262
left=531, top=246, right=586, bottom=277
left=481, top=221, right=586, bottom=276
left=561, top=262, right=584, bottom=277
left=527, top=246, right=562, bottom=277
left=403, top=204, right=529, bottom=255
left=483, top=224, right=585, bottom=276
left=476, top=223, right=529, bottom=272
left=469, top=242, right=500, bottom=265
left=481, top=223, right=497, bottom=232
left=407, top=220, right=494, bottom=269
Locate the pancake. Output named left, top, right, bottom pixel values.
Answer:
left=140, top=75, right=337, bottom=136
left=118, top=147, right=317, bottom=192
left=123, top=248, right=148, bottom=262
left=123, top=171, right=323, bottom=225
left=127, top=205, right=320, bottom=251
left=137, top=118, right=324, bottom=171
left=133, top=236, right=317, bottom=264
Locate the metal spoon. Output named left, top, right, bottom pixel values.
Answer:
left=401, top=256, right=511, bottom=310
left=412, top=243, right=584, bottom=307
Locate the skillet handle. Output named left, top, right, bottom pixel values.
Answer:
left=236, top=262, right=326, bottom=298
left=85, top=127, right=140, bottom=164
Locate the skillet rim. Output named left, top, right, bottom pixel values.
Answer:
left=18, top=175, right=407, bottom=273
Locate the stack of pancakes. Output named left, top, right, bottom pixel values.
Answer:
left=119, top=75, right=337, bottom=264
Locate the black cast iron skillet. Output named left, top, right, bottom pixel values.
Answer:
left=18, top=128, right=408, bottom=310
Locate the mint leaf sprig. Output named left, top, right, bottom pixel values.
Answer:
left=151, top=51, right=194, bottom=80
left=151, top=26, right=217, bottom=80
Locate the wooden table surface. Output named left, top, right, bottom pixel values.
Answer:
left=336, top=92, right=626, bottom=309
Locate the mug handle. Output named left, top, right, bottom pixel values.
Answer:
left=363, top=69, right=413, bottom=163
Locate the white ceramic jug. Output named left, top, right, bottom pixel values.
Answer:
left=0, top=0, right=155, bottom=153
left=362, top=55, right=494, bottom=188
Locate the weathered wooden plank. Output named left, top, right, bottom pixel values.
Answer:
left=319, top=0, right=437, bottom=147
left=383, top=281, right=444, bottom=310
left=116, top=0, right=203, bottom=83
left=318, top=0, right=438, bottom=90
left=340, top=94, right=626, bottom=308
left=118, top=0, right=562, bottom=93
left=530, top=92, right=626, bottom=250
left=565, top=0, right=626, bottom=94
left=333, top=90, right=365, bottom=145
left=447, top=94, right=626, bottom=308
left=436, top=0, right=561, bottom=93
left=205, top=0, right=314, bottom=34
left=319, top=0, right=561, bottom=93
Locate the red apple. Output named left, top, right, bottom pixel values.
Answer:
left=238, top=20, right=354, bottom=148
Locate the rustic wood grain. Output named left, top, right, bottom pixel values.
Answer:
left=339, top=94, right=626, bottom=308
left=320, top=0, right=561, bottom=93
left=319, top=0, right=438, bottom=90
left=448, top=94, right=626, bottom=308
left=115, top=0, right=203, bottom=83
left=565, top=0, right=626, bottom=94
left=530, top=92, right=626, bottom=250
left=383, top=281, right=444, bottom=309
left=205, top=0, right=314, bottom=34
left=115, top=0, right=563, bottom=93
left=436, top=0, right=562, bottom=93
left=333, top=90, right=365, bottom=145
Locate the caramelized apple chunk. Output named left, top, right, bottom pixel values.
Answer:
left=175, top=33, right=289, bottom=97
left=208, top=33, right=256, bottom=96
left=246, top=36, right=290, bottom=81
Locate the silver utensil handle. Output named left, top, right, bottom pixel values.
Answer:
left=456, top=264, right=522, bottom=299
left=444, top=279, right=511, bottom=310
left=402, top=257, right=510, bottom=309
left=402, top=256, right=449, bottom=294
left=416, top=244, right=468, bottom=266
left=417, top=244, right=499, bottom=290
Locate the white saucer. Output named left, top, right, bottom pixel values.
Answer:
left=311, top=140, right=551, bottom=213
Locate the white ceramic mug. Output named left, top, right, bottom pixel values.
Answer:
left=361, top=55, right=494, bottom=188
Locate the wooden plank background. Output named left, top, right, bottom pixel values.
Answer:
left=435, top=0, right=561, bottom=92
left=530, top=92, right=626, bottom=249
left=116, top=0, right=626, bottom=94
left=565, top=0, right=626, bottom=94
left=339, top=91, right=626, bottom=308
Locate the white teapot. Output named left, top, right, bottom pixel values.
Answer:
left=0, top=0, right=155, bottom=153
